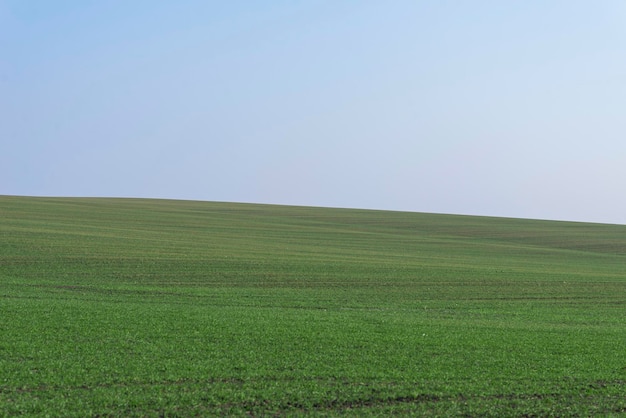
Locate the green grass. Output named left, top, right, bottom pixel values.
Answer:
left=1, top=195, right=625, bottom=416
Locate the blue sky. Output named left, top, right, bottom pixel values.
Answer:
left=3, top=1, right=626, bottom=224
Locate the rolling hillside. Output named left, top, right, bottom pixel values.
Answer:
left=1, top=196, right=625, bottom=416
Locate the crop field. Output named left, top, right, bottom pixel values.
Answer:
left=1, top=196, right=625, bottom=416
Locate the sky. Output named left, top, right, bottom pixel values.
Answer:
left=2, top=1, right=626, bottom=224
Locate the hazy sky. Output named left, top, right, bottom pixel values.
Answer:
left=3, top=1, right=626, bottom=224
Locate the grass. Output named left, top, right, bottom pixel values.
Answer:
left=1, top=195, right=625, bottom=416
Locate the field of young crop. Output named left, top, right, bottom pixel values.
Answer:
left=1, top=196, right=625, bottom=416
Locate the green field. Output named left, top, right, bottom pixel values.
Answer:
left=1, top=196, right=625, bottom=416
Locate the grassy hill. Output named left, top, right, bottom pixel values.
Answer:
left=1, top=196, right=625, bottom=416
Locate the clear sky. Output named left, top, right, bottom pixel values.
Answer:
left=3, top=1, right=626, bottom=224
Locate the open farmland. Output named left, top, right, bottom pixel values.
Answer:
left=1, top=196, right=625, bottom=416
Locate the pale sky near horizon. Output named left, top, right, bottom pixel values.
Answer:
left=3, top=1, right=626, bottom=224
